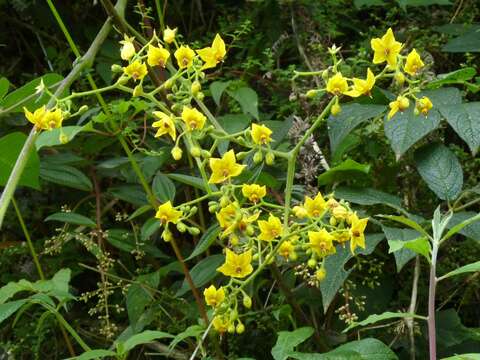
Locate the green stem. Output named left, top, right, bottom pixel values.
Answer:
left=155, top=0, right=165, bottom=31
left=12, top=198, right=45, bottom=280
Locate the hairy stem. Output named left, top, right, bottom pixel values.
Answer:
left=428, top=243, right=438, bottom=360
left=407, top=256, right=420, bottom=360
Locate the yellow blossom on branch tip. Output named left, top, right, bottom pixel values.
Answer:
left=152, top=111, right=176, bottom=140
left=147, top=45, right=170, bottom=68
left=279, top=241, right=294, bottom=259
left=217, top=249, right=253, bottom=278
left=203, top=285, right=225, bottom=307
left=258, top=214, right=283, bottom=241
left=124, top=60, right=147, bottom=81
left=212, top=315, right=230, bottom=333
left=304, top=192, right=327, bottom=218
left=24, top=106, right=63, bottom=131
left=120, top=35, right=135, bottom=60
left=371, top=28, right=402, bottom=67
left=416, top=96, right=433, bottom=116
left=174, top=46, right=195, bottom=69
left=251, top=123, right=273, bottom=145
left=208, top=150, right=246, bottom=184
left=308, top=229, right=336, bottom=258
left=216, top=203, right=239, bottom=229
left=155, top=201, right=182, bottom=225
left=404, top=49, right=424, bottom=76
left=349, top=212, right=368, bottom=254
left=242, top=184, right=266, bottom=203
left=181, top=107, right=206, bottom=131
left=388, top=95, right=410, bottom=119
left=163, top=26, right=177, bottom=44
left=326, top=72, right=349, bottom=96
left=196, top=34, right=226, bottom=70
left=345, top=68, right=376, bottom=98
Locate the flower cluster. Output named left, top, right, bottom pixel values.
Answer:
left=307, top=28, right=432, bottom=119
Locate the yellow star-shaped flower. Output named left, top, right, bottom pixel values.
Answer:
left=345, top=68, right=376, bottom=98
left=181, top=107, right=206, bottom=131
left=147, top=45, right=170, bottom=68
left=208, top=150, right=245, bottom=184
left=326, top=72, right=349, bottom=96
left=304, top=192, right=327, bottom=218
left=388, top=95, right=410, bottom=119
left=242, top=184, right=267, bottom=203
left=203, top=285, right=225, bottom=307
left=251, top=123, right=273, bottom=145
left=416, top=96, right=433, bottom=116
left=404, top=49, right=424, bottom=76
left=308, top=229, right=336, bottom=258
left=371, top=28, right=402, bottom=67
left=217, top=249, right=253, bottom=278
left=174, top=45, right=195, bottom=69
left=196, top=34, right=226, bottom=70
left=155, top=201, right=182, bottom=225
left=349, top=212, right=368, bottom=254
left=120, top=34, right=135, bottom=60
left=258, top=214, right=283, bottom=242
left=163, top=26, right=177, bottom=44
left=124, top=60, right=148, bottom=81
left=152, top=111, right=176, bottom=140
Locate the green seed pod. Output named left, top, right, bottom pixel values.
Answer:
left=200, top=150, right=211, bottom=159
left=164, top=79, right=174, bottom=89
left=196, top=92, right=205, bottom=101
left=306, top=89, right=317, bottom=99
left=78, top=105, right=89, bottom=114
left=229, top=309, right=238, bottom=322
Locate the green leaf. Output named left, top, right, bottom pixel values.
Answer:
left=35, top=126, right=84, bottom=150
left=121, top=330, right=172, bottom=354
left=388, top=237, right=431, bottom=262
left=210, top=81, right=231, bottom=106
left=428, top=67, right=477, bottom=88
left=217, top=114, right=251, bottom=154
left=344, top=311, right=424, bottom=332
left=442, top=354, right=480, bottom=360
left=379, top=215, right=430, bottom=238
left=167, top=173, right=216, bottom=192
left=168, top=325, right=204, bottom=351
left=442, top=28, right=480, bottom=52
left=0, top=132, right=40, bottom=190
left=0, top=300, right=28, bottom=325
left=436, top=309, right=480, bottom=347
left=439, top=102, right=480, bottom=155
left=152, top=172, right=176, bottom=203
left=126, top=271, right=160, bottom=327
left=67, top=349, right=117, bottom=360
left=40, top=163, right=92, bottom=191
left=127, top=205, right=153, bottom=221
left=320, top=234, right=384, bottom=312
left=414, top=143, right=463, bottom=200
left=0, top=77, right=9, bottom=100
left=382, top=226, right=420, bottom=272
left=271, top=327, right=314, bottom=360
left=109, top=185, right=148, bottom=206
left=446, top=212, right=480, bottom=242
left=106, top=229, right=168, bottom=259
left=328, top=103, right=386, bottom=154
left=0, top=73, right=64, bottom=112
left=334, top=186, right=402, bottom=209
left=397, top=0, right=451, bottom=9
left=140, top=218, right=161, bottom=241
left=317, top=159, right=370, bottom=186
left=186, top=225, right=221, bottom=260
left=228, top=87, right=259, bottom=120
left=175, top=254, right=224, bottom=297
left=439, top=261, right=480, bottom=281
left=45, top=212, right=96, bottom=227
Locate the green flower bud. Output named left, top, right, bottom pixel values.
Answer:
left=132, top=84, right=143, bottom=97
left=78, top=105, right=89, bottom=114
left=331, top=102, right=342, bottom=116
left=228, top=324, right=235, bottom=333
left=229, top=309, right=238, bottom=321
left=171, top=146, right=183, bottom=160
left=306, top=89, right=317, bottom=99
left=200, top=150, right=211, bottom=158
left=219, top=196, right=229, bottom=208
left=166, top=94, right=175, bottom=101
left=253, top=150, right=263, bottom=163
left=191, top=81, right=201, bottom=95
left=243, top=295, right=252, bottom=309
left=208, top=205, right=218, bottom=213
left=176, top=222, right=187, bottom=233
left=236, top=322, right=245, bottom=334
left=322, top=69, right=329, bottom=81
left=111, top=64, right=123, bottom=73
left=394, top=72, right=405, bottom=86
left=188, top=227, right=200, bottom=236
left=329, top=216, right=337, bottom=226
left=246, top=225, right=255, bottom=236
left=190, top=146, right=201, bottom=157
left=265, top=152, right=275, bottom=165
left=315, top=268, right=327, bottom=282
left=164, top=79, right=174, bottom=89
left=196, top=92, right=205, bottom=101
left=307, top=258, right=317, bottom=268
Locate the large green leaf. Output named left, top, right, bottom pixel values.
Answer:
left=67, top=349, right=116, bottom=360
left=175, top=254, right=225, bottom=297
left=317, top=159, right=370, bottom=186
left=328, top=103, right=386, bottom=154
left=228, top=87, right=259, bottom=120
left=271, top=327, right=314, bottom=360
left=320, top=234, right=384, bottom=313
left=388, top=237, right=431, bottom=262
left=109, top=185, right=148, bottom=206
left=439, top=261, right=480, bottom=281
left=447, top=212, right=480, bottom=242
left=414, top=143, right=463, bottom=200
left=440, top=102, right=480, bottom=155
left=152, top=172, right=176, bottom=203
left=210, top=81, right=231, bottom=106
left=0, top=300, right=28, bottom=325
left=106, top=229, right=168, bottom=259
left=120, top=330, right=172, bottom=354
left=126, top=271, right=160, bottom=328
left=40, top=163, right=92, bottom=191
left=45, top=212, right=96, bottom=227
left=436, top=309, right=480, bottom=348
left=0, top=77, right=9, bottom=100
left=0, top=132, right=40, bottom=190
left=442, top=28, right=480, bottom=52
left=345, top=311, right=424, bottom=332
left=428, top=67, right=477, bottom=89
left=334, top=186, right=402, bottom=209
left=186, top=225, right=221, bottom=260
left=382, top=226, right=420, bottom=272
left=36, top=126, right=85, bottom=150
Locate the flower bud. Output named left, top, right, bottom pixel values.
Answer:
left=236, top=151, right=249, bottom=160
left=306, top=89, right=317, bottom=99
left=253, top=150, right=263, bottom=163
left=230, top=235, right=239, bottom=246
left=246, top=225, right=255, bottom=236
left=190, top=146, right=201, bottom=157
left=164, top=79, right=174, bottom=89
left=289, top=251, right=298, bottom=261
left=162, top=229, right=172, bottom=242
left=208, top=205, right=217, bottom=213
left=219, top=196, right=229, bottom=208
left=265, top=152, right=275, bottom=165
left=307, top=258, right=317, bottom=268
left=171, top=146, right=183, bottom=160
left=196, top=92, right=205, bottom=101
left=188, top=227, right=200, bottom=236
left=322, top=69, right=329, bottom=81
left=243, top=295, right=252, bottom=309
left=236, top=322, right=245, bottom=334
left=329, top=216, right=337, bottom=226
left=176, top=222, right=187, bottom=233
left=332, top=205, right=348, bottom=219
left=111, top=64, right=123, bottom=73
left=132, top=84, right=143, bottom=97
left=315, top=268, right=327, bottom=282
left=59, top=133, right=69, bottom=144
left=78, top=105, right=89, bottom=114
left=191, top=81, right=201, bottom=95
left=166, top=94, right=175, bottom=101
left=200, top=150, right=211, bottom=159
left=331, top=102, right=341, bottom=116
left=227, top=324, right=235, bottom=334
left=229, top=309, right=238, bottom=321
left=394, top=72, right=405, bottom=86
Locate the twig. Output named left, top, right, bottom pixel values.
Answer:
left=407, top=256, right=420, bottom=360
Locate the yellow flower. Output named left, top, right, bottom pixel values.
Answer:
left=196, top=34, right=227, bottom=70
left=371, top=28, right=402, bottom=67
left=349, top=212, right=368, bottom=254
left=345, top=68, right=375, bottom=97
left=279, top=241, right=294, bottom=259
left=416, top=96, right=433, bottom=116
left=217, top=249, right=253, bottom=278
left=24, top=106, right=63, bottom=131
left=147, top=45, right=170, bottom=68
left=404, top=49, right=424, bottom=76
left=332, top=205, right=348, bottom=220
left=333, top=230, right=350, bottom=245
left=326, top=72, right=349, bottom=96
left=181, top=107, right=206, bottom=131
left=292, top=205, right=308, bottom=219
left=216, top=203, right=239, bottom=230
left=124, top=60, right=148, bottom=81
left=163, top=26, right=177, bottom=44
left=388, top=95, right=410, bottom=119
left=208, top=150, right=246, bottom=184
left=155, top=201, right=183, bottom=225
left=120, top=35, right=135, bottom=60
left=174, top=46, right=195, bottom=69
left=212, top=315, right=229, bottom=333
left=258, top=214, right=283, bottom=241
left=251, top=123, right=273, bottom=145
left=242, top=184, right=266, bottom=203
left=203, top=285, right=225, bottom=307
left=152, top=111, right=176, bottom=140
left=308, top=229, right=336, bottom=258
left=304, top=193, right=327, bottom=218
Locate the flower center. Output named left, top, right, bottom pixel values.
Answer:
left=352, top=230, right=360, bottom=237
left=235, top=266, right=243, bottom=274
left=182, top=57, right=189, bottom=66
left=189, top=121, right=197, bottom=129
